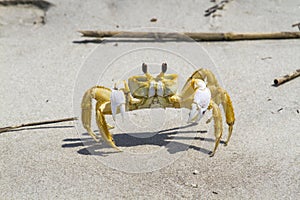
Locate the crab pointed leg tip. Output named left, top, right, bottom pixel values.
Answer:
left=117, top=147, right=123, bottom=152
left=112, top=144, right=122, bottom=151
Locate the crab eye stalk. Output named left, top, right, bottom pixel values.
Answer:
left=142, top=63, right=148, bottom=74
left=162, top=63, right=167, bottom=73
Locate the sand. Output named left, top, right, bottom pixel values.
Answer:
left=0, top=0, right=299, bottom=199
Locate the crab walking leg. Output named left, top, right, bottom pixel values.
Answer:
left=219, top=88, right=235, bottom=146
left=81, top=86, right=115, bottom=142
left=81, top=87, right=105, bottom=142
left=96, top=101, right=122, bottom=151
left=208, top=100, right=223, bottom=157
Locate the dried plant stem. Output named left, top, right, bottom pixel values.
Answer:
left=79, top=30, right=300, bottom=41
left=0, top=0, right=53, bottom=11
left=274, top=69, right=300, bottom=86
left=0, top=117, right=77, bottom=134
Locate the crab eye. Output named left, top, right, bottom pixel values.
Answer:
left=162, top=63, right=167, bottom=73
left=202, top=110, right=206, bottom=115
left=142, top=63, right=147, bottom=73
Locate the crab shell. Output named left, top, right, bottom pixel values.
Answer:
left=81, top=63, right=235, bottom=157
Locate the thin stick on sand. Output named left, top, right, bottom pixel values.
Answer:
left=0, top=117, right=78, bottom=134
left=78, top=30, right=300, bottom=41
left=273, top=69, right=300, bottom=86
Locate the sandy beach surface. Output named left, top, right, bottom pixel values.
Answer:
left=1, top=0, right=299, bottom=199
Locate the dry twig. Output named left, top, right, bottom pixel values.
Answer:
left=273, top=69, right=300, bottom=86
left=0, top=117, right=77, bottom=134
left=0, top=0, right=53, bottom=11
left=78, top=30, right=300, bottom=42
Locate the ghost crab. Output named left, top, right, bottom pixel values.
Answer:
left=81, top=63, right=235, bottom=156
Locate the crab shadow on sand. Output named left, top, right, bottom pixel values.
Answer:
left=62, top=123, right=226, bottom=156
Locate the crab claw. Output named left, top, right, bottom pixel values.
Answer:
left=187, top=79, right=211, bottom=123
left=110, top=88, right=126, bottom=121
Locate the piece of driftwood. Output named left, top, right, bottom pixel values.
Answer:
left=0, top=117, right=77, bottom=134
left=0, top=0, right=53, bottom=11
left=273, top=69, right=300, bottom=86
left=78, top=30, right=300, bottom=41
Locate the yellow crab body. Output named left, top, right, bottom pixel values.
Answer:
left=81, top=63, right=235, bottom=156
